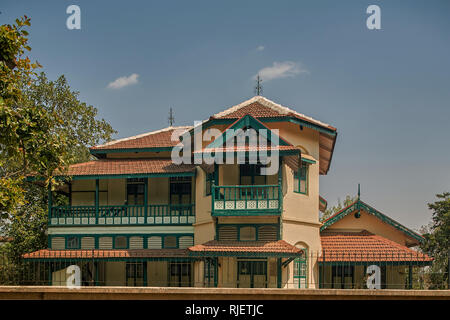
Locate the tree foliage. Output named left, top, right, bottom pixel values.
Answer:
left=320, top=195, right=358, bottom=222
left=0, top=16, right=116, bottom=260
left=420, top=192, right=450, bottom=289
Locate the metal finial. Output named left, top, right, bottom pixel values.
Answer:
left=358, top=183, right=361, bottom=199
left=168, top=107, right=175, bottom=126
left=255, top=75, right=263, bottom=96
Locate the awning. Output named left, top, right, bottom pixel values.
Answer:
left=23, top=249, right=192, bottom=261
left=188, top=240, right=304, bottom=258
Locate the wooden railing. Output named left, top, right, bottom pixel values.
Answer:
left=49, top=204, right=195, bottom=226
left=212, top=185, right=281, bottom=215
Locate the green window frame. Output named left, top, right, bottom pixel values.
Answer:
left=205, top=172, right=214, bottom=196
left=66, top=236, right=80, bottom=249
left=204, top=259, right=216, bottom=287
left=293, top=164, right=308, bottom=194
left=294, top=256, right=308, bottom=288
left=170, top=177, right=192, bottom=204
left=126, top=178, right=146, bottom=205
left=126, top=262, right=144, bottom=286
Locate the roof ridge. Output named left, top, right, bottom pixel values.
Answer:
left=92, top=125, right=192, bottom=149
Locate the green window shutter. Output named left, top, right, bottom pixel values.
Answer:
left=294, top=163, right=308, bottom=194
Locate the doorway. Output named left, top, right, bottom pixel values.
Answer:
left=237, top=260, right=267, bottom=288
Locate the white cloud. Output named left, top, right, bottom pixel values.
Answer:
left=254, top=61, right=308, bottom=82
left=256, top=45, right=265, bottom=51
left=107, top=73, right=139, bottom=89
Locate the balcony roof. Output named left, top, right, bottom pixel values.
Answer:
left=57, top=158, right=195, bottom=180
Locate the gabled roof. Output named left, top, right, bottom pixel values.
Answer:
left=194, top=96, right=337, bottom=174
left=60, top=158, right=195, bottom=179
left=320, top=230, right=431, bottom=264
left=320, top=199, right=425, bottom=244
left=194, top=114, right=300, bottom=157
left=90, top=126, right=191, bottom=154
left=212, top=96, right=336, bottom=132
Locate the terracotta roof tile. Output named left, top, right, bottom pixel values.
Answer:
left=193, top=145, right=299, bottom=154
left=91, top=126, right=191, bottom=151
left=320, top=231, right=432, bottom=262
left=23, top=249, right=189, bottom=259
left=62, top=158, right=195, bottom=177
left=189, top=240, right=303, bottom=255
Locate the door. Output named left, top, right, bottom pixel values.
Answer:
left=168, top=262, right=192, bottom=287
left=237, top=260, right=267, bottom=288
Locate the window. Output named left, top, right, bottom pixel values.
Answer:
left=239, top=164, right=266, bottom=185
left=205, top=172, right=214, bottom=196
left=332, top=265, right=354, bottom=289
left=126, top=262, right=144, bottom=286
left=164, top=236, right=177, bottom=248
left=293, top=164, right=308, bottom=194
left=66, top=236, right=80, bottom=249
left=127, top=178, right=146, bottom=205
left=115, top=236, right=127, bottom=249
left=170, top=177, right=191, bottom=204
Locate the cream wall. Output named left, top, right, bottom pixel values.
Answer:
left=147, top=261, right=168, bottom=286
left=105, top=262, right=126, bottom=286
left=326, top=210, right=414, bottom=247
left=193, top=167, right=215, bottom=245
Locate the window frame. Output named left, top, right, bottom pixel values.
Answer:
left=126, top=178, right=146, bottom=205
left=66, top=236, right=80, bottom=249
left=293, top=163, right=309, bottom=195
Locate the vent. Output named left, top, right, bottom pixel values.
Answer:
left=51, top=237, right=65, bottom=250
left=81, top=237, right=95, bottom=249
left=240, top=226, right=256, bottom=241
left=148, top=236, right=162, bottom=249
left=178, top=236, right=194, bottom=249
left=99, top=237, right=113, bottom=249
left=218, top=226, right=238, bottom=241
left=258, top=226, right=278, bottom=241
left=129, top=236, right=144, bottom=249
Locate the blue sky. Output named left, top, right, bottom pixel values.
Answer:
left=2, top=0, right=450, bottom=230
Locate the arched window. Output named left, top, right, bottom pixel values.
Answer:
left=293, top=242, right=308, bottom=288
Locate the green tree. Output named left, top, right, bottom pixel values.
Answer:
left=320, top=195, right=358, bottom=222
left=0, top=17, right=116, bottom=264
left=420, top=192, right=450, bottom=289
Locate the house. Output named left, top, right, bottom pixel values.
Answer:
left=24, top=96, right=431, bottom=288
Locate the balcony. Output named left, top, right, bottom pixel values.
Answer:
left=212, top=185, right=281, bottom=216
left=49, top=204, right=195, bottom=226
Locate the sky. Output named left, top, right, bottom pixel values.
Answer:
left=2, top=0, right=450, bottom=231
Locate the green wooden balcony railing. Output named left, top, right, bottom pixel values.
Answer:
left=49, top=204, right=195, bottom=226
left=212, top=185, right=282, bottom=216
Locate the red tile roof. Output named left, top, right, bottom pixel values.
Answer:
left=61, top=158, right=195, bottom=177
left=91, top=126, right=191, bottom=151
left=23, top=249, right=189, bottom=259
left=211, top=97, right=337, bottom=132
left=189, top=240, right=303, bottom=256
left=319, top=231, right=432, bottom=262
left=194, top=145, right=299, bottom=154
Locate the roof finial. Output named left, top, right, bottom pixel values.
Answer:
left=255, top=74, right=263, bottom=96
left=168, top=107, right=175, bottom=126
left=358, top=183, right=361, bottom=199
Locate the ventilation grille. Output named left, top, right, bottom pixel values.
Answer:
left=81, top=237, right=95, bottom=249
left=218, top=226, right=238, bottom=241
left=258, top=226, right=278, bottom=241
left=99, top=237, right=113, bottom=249
left=129, top=236, right=144, bottom=249
left=178, top=236, right=194, bottom=249
left=148, top=236, right=162, bottom=249
left=51, top=237, right=65, bottom=250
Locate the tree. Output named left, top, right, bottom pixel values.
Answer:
left=0, top=17, right=116, bottom=262
left=420, top=192, right=450, bottom=289
left=320, top=195, right=358, bottom=222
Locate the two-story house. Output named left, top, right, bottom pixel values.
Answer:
left=24, top=96, right=431, bottom=288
